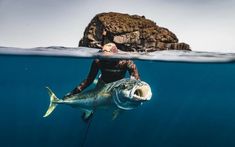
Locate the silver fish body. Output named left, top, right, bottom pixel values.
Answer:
left=43, top=78, right=152, bottom=117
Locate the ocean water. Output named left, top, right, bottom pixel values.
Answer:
left=1, top=53, right=235, bottom=147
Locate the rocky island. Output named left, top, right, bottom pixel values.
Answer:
left=79, top=12, right=190, bottom=52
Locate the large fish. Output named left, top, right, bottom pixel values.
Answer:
left=43, top=78, right=152, bottom=120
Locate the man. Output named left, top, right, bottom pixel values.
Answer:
left=66, top=43, right=140, bottom=97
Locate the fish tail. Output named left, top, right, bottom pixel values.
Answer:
left=43, top=87, right=59, bottom=117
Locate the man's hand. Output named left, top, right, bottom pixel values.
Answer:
left=63, top=87, right=82, bottom=100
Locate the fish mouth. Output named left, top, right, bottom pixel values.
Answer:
left=132, top=85, right=152, bottom=101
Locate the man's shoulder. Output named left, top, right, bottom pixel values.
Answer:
left=125, top=59, right=134, bottom=64
left=92, top=59, right=101, bottom=67
left=93, top=59, right=100, bottom=63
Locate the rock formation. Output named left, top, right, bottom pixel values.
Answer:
left=79, top=12, right=190, bottom=52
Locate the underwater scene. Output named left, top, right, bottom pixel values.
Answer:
left=1, top=54, right=235, bottom=147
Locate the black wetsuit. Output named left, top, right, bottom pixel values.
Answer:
left=71, top=59, right=140, bottom=94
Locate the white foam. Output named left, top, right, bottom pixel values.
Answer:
left=0, top=46, right=235, bottom=63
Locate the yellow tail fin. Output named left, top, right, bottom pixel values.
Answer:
left=43, top=87, right=59, bottom=117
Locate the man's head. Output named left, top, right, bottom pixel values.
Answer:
left=101, top=43, right=118, bottom=54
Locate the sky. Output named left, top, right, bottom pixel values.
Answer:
left=0, top=0, right=235, bottom=53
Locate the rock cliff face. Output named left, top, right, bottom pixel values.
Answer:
left=79, top=12, right=190, bottom=52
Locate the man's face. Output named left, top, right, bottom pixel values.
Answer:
left=101, top=43, right=117, bottom=55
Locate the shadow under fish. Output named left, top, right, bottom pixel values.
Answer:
left=43, top=78, right=152, bottom=121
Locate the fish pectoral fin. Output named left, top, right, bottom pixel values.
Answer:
left=112, top=109, right=121, bottom=120
left=81, top=110, right=94, bottom=123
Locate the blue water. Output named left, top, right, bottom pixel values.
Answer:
left=1, top=55, right=235, bottom=147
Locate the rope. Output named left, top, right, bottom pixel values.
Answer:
left=80, top=88, right=98, bottom=147
left=80, top=113, right=94, bottom=147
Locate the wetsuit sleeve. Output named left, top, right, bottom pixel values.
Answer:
left=126, top=60, right=140, bottom=80
left=71, top=60, right=99, bottom=94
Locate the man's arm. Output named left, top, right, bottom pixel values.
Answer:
left=126, top=60, right=140, bottom=80
left=70, top=59, right=99, bottom=95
